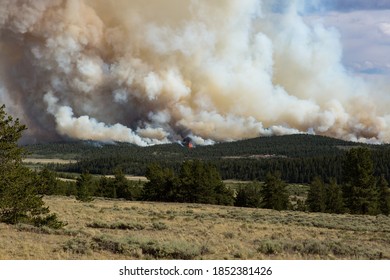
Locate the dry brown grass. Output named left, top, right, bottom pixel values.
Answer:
left=1, top=196, right=390, bottom=260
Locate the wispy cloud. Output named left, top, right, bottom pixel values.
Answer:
left=319, top=0, right=390, bottom=12
left=305, top=3, right=390, bottom=77
left=379, top=22, right=390, bottom=36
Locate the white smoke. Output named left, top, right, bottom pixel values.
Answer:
left=0, top=0, right=389, bottom=145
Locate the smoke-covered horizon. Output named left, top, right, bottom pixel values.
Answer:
left=1, top=0, right=390, bottom=146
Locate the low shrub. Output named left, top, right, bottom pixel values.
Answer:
left=63, top=238, right=93, bottom=255
left=33, top=213, right=67, bottom=229
left=92, top=236, right=128, bottom=254
left=87, top=221, right=145, bottom=230
left=152, top=222, right=168, bottom=230
left=256, top=240, right=283, bottom=255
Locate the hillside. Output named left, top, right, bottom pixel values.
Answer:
left=25, top=134, right=362, bottom=159
left=24, top=134, right=390, bottom=183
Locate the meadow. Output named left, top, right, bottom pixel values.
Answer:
left=5, top=136, right=389, bottom=260
left=1, top=196, right=389, bottom=260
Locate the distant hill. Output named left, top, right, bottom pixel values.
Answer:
left=25, top=134, right=365, bottom=159
left=24, top=134, right=390, bottom=183
left=191, top=134, right=365, bottom=158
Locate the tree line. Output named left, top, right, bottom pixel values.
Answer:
left=306, top=147, right=390, bottom=215
left=45, top=161, right=235, bottom=205
left=38, top=160, right=290, bottom=211
left=43, top=140, right=390, bottom=185
left=229, top=147, right=390, bottom=215
left=39, top=147, right=390, bottom=216
left=38, top=168, right=143, bottom=202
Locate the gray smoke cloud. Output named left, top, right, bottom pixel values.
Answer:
left=1, top=0, right=390, bottom=145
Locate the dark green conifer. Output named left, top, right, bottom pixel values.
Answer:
left=378, top=175, right=390, bottom=215
left=143, top=163, right=177, bottom=202
left=307, top=177, right=326, bottom=212
left=0, top=105, right=64, bottom=227
left=235, top=181, right=262, bottom=208
left=342, top=148, right=378, bottom=215
left=325, top=179, right=344, bottom=214
left=261, top=171, right=289, bottom=211
left=76, top=171, right=94, bottom=202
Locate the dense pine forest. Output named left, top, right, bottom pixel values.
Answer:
left=25, top=134, right=390, bottom=184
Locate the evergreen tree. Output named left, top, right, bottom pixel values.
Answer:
left=0, top=104, right=64, bottom=227
left=96, top=176, right=116, bottom=198
left=0, top=167, right=48, bottom=224
left=307, top=177, right=326, bottom=212
left=214, top=182, right=235, bottom=206
left=37, top=168, right=58, bottom=195
left=143, top=161, right=233, bottom=205
left=206, top=163, right=234, bottom=206
left=325, top=179, right=344, bottom=214
left=65, top=180, right=78, bottom=197
left=261, top=171, right=289, bottom=211
left=143, top=163, right=177, bottom=202
left=114, top=169, right=129, bottom=199
left=235, top=181, right=262, bottom=208
left=76, top=172, right=94, bottom=202
left=179, top=160, right=214, bottom=204
left=179, top=160, right=230, bottom=205
left=378, top=175, right=390, bottom=215
left=342, top=148, right=379, bottom=215
left=113, top=169, right=142, bottom=201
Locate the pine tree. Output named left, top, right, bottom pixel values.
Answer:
left=0, top=105, right=26, bottom=178
left=113, top=169, right=142, bottom=201
left=261, top=171, right=289, bottom=211
left=37, top=168, right=58, bottom=195
left=235, top=181, right=262, bottom=208
left=178, top=160, right=232, bottom=205
left=76, top=171, right=94, bottom=202
left=97, top=176, right=116, bottom=198
left=307, top=177, right=326, bottom=212
left=179, top=160, right=215, bottom=204
left=0, top=105, right=64, bottom=227
left=114, top=169, right=129, bottom=199
left=342, top=147, right=379, bottom=215
left=143, top=161, right=233, bottom=205
left=325, top=179, right=344, bottom=214
left=378, top=175, right=390, bottom=215
left=143, top=163, right=177, bottom=202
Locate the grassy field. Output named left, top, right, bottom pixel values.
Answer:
left=22, top=158, right=77, bottom=172
left=23, top=158, right=77, bottom=164
left=1, top=196, right=390, bottom=260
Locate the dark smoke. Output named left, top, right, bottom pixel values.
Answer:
left=0, top=0, right=389, bottom=145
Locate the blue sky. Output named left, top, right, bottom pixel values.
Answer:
left=304, top=0, right=390, bottom=78
left=326, top=0, right=390, bottom=11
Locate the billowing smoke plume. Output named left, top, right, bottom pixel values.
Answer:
left=0, top=0, right=389, bottom=145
